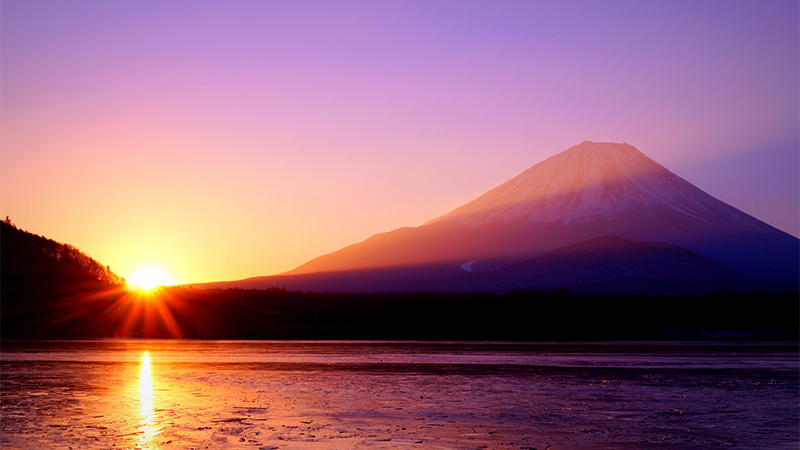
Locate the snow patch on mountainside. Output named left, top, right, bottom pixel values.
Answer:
left=460, top=260, right=476, bottom=272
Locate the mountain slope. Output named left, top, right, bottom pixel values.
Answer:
left=190, top=236, right=784, bottom=295
left=285, top=142, right=799, bottom=286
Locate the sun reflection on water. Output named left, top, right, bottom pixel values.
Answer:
left=138, top=351, right=163, bottom=445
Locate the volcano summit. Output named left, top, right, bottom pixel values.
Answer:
left=198, top=142, right=799, bottom=293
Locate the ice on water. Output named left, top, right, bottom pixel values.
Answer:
left=1, top=341, right=798, bottom=449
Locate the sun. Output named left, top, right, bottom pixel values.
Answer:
left=128, top=267, right=175, bottom=290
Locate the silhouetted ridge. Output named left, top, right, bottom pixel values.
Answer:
left=1, top=218, right=130, bottom=338
left=1, top=217, right=125, bottom=289
left=479, top=235, right=768, bottom=296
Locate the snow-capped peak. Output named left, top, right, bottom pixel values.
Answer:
left=425, top=141, right=747, bottom=228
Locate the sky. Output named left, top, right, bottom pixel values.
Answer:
left=2, top=0, right=798, bottom=285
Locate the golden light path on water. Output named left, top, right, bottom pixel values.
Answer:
left=138, top=351, right=163, bottom=445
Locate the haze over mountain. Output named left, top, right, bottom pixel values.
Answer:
left=194, top=142, right=799, bottom=293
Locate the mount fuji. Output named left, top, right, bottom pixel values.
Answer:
left=196, top=142, right=799, bottom=293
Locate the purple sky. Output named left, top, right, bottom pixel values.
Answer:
left=2, top=0, right=798, bottom=284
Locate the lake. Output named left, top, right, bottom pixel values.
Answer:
left=1, top=340, right=797, bottom=449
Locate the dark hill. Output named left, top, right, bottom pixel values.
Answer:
left=1, top=218, right=125, bottom=287
left=1, top=218, right=126, bottom=337
left=466, top=236, right=781, bottom=296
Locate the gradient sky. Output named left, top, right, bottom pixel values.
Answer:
left=2, top=0, right=798, bottom=284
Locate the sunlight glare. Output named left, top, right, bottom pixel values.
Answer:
left=139, top=351, right=153, bottom=415
left=129, top=267, right=174, bottom=290
left=138, top=350, right=162, bottom=442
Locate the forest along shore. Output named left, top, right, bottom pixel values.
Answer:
left=3, top=285, right=797, bottom=340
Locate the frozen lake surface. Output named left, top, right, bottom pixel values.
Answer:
left=1, top=340, right=798, bottom=449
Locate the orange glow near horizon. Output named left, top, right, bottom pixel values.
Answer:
left=64, top=284, right=186, bottom=338
left=128, top=267, right=176, bottom=290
